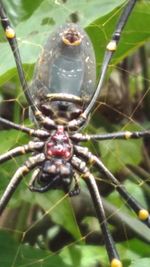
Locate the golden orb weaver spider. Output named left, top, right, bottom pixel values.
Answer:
left=0, top=0, right=150, bottom=266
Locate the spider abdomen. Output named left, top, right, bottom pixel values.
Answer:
left=31, top=23, right=96, bottom=122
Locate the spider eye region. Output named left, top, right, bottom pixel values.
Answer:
left=45, top=127, right=72, bottom=159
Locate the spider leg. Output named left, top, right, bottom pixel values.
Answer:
left=29, top=172, right=61, bottom=193
left=84, top=0, right=137, bottom=117
left=0, top=141, right=44, bottom=164
left=68, top=174, right=80, bottom=197
left=29, top=172, right=80, bottom=195
left=71, top=155, right=122, bottom=267
left=0, top=153, right=45, bottom=215
left=74, top=145, right=150, bottom=228
left=0, top=117, right=50, bottom=138
left=68, top=0, right=137, bottom=130
left=71, top=130, right=150, bottom=142
left=0, top=4, right=56, bottom=129
left=0, top=1, right=35, bottom=112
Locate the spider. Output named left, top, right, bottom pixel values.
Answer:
left=0, top=0, right=150, bottom=266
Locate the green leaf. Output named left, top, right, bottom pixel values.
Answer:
left=129, top=258, right=150, bottom=267
left=119, top=239, right=150, bottom=266
left=34, top=191, right=82, bottom=241
left=2, top=0, right=43, bottom=25
left=0, top=130, right=28, bottom=153
left=0, top=231, right=108, bottom=267
left=0, top=231, right=71, bottom=267
left=100, top=138, right=142, bottom=172
left=60, top=244, right=108, bottom=267
left=94, top=124, right=143, bottom=172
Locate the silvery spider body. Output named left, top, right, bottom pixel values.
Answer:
left=31, top=23, right=96, bottom=123
left=30, top=23, right=96, bottom=193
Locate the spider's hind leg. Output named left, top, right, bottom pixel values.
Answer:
left=74, top=145, right=150, bottom=228
left=71, top=155, right=122, bottom=267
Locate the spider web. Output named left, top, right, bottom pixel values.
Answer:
left=0, top=0, right=150, bottom=267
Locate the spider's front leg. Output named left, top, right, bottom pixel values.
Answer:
left=0, top=153, right=45, bottom=215
left=71, top=129, right=150, bottom=142
left=0, top=116, right=50, bottom=138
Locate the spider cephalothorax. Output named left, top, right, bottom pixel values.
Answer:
left=45, top=126, right=73, bottom=159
